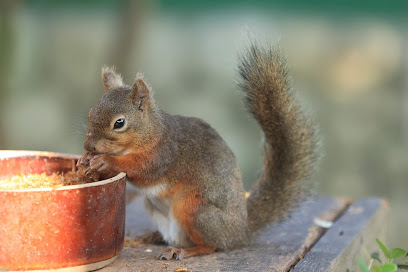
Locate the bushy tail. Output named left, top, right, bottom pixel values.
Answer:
left=238, top=43, right=320, bottom=233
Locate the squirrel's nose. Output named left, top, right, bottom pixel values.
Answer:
left=84, top=142, right=96, bottom=152
left=84, top=132, right=96, bottom=152
left=84, top=141, right=96, bottom=152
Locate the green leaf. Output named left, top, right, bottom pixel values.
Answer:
left=371, top=252, right=382, bottom=264
left=363, top=248, right=372, bottom=260
left=376, top=238, right=391, bottom=259
left=381, top=264, right=398, bottom=272
left=356, top=256, right=369, bottom=272
left=372, top=265, right=383, bottom=272
left=391, top=248, right=407, bottom=259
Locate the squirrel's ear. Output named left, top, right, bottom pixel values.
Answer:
left=101, top=66, right=124, bottom=93
left=131, top=73, right=151, bottom=112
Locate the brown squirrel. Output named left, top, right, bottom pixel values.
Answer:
left=78, top=43, right=320, bottom=260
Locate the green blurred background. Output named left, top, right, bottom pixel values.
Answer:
left=1, top=0, right=407, bottom=247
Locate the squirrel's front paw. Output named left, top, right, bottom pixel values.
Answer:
left=77, top=151, right=96, bottom=169
left=85, top=154, right=110, bottom=175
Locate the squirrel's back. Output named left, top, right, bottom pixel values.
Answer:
left=157, top=113, right=250, bottom=250
left=238, top=43, right=320, bottom=233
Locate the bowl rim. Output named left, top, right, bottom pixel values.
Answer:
left=0, top=150, right=126, bottom=192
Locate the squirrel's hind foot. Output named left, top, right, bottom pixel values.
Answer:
left=157, top=246, right=184, bottom=260
left=157, top=245, right=217, bottom=260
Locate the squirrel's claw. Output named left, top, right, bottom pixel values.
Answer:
left=77, top=151, right=95, bottom=169
left=157, top=246, right=184, bottom=260
left=79, top=153, right=120, bottom=180
left=86, top=154, right=109, bottom=174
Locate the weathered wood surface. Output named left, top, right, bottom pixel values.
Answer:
left=100, top=195, right=352, bottom=272
left=293, top=197, right=389, bottom=272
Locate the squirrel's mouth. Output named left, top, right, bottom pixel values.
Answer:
left=93, top=141, right=131, bottom=157
left=109, top=149, right=131, bottom=157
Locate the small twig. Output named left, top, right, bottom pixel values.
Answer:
left=367, top=259, right=373, bottom=270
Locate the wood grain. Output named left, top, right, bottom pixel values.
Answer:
left=101, top=196, right=351, bottom=272
left=292, top=197, right=388, bottom=272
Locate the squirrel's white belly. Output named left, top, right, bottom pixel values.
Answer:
left=144, top=196, right=193, bottom=248
left=134, top=182, right=193, bottom=248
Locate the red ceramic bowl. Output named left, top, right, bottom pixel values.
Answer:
left=0, top=151, right=126, bottom=271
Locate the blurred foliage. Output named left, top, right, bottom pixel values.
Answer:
left=357, top=238, right=408, bottom=271
left=0, top=0, right=407, bottom=249
left=157, top=0, right=408, bottom=19
left=25, top=0, right=408, bottom=19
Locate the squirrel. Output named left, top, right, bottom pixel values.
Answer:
left=77, top=42, right=320, bottom=260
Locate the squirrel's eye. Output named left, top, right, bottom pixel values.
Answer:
left=113, top=118, right=125, bottom=130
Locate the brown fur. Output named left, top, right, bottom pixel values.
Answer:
left=171, top=187, right=207, bottom=245
left=78, top=42, right=320, bottom=259
left=238, top=43, right=320, bottom=233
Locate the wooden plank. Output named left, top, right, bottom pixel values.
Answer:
left=292, top=197, right=389, bottom=272
left=100, top=197, right=350, bottom=272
